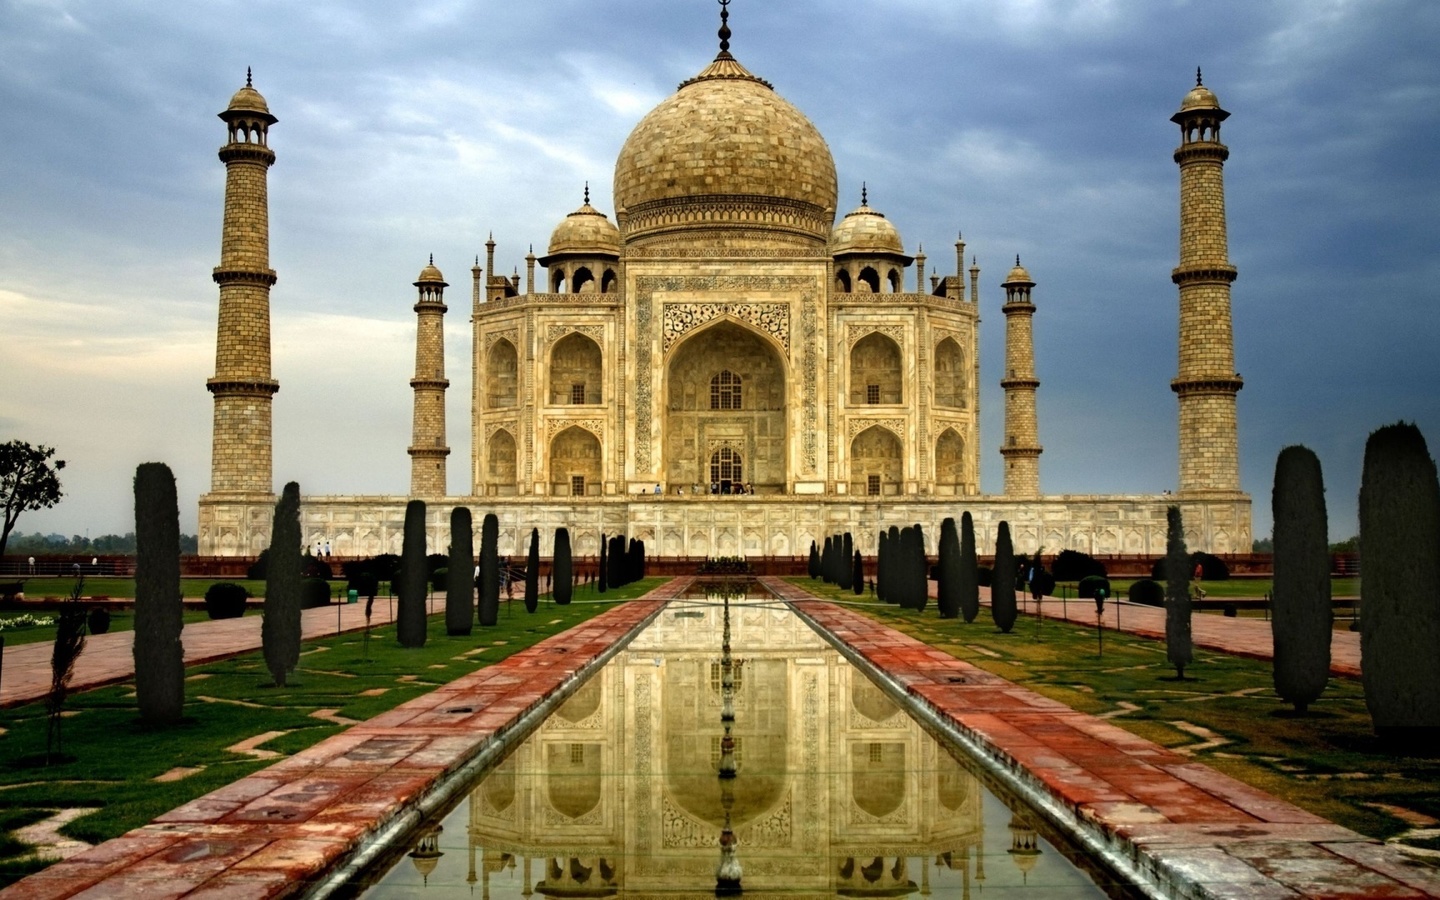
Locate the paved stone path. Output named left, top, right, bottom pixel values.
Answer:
left=1, top=597, right=407, bottom=708
left=1004, top=592, right=1362, bottom=678
left=0, top=583, right=682, bottom=899
left=768, top=579, right=1440, bottom=900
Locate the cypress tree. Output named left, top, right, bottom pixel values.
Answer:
left=937, top=517, right=960, bottom=619
left=821, top=536, right=834, bottom=584
left=1360, top=423, right=1440, bottom=743
left=839, top=532, right=854, bottom=590
left=852, top=549, right=864, bottom=595
left=959, top=512, right=979, bottom=623
left=898, top=526, right=919, bottom=609
left=263, top=482, right=304, bottom=679
left=629, top=537, right=641, bottom=585
left=618, top=535, right=632, bottom=586
left=396, top=499, right=428, bottom=647
left=1272, top=445, right=1332, bottom=713
left=886, top=526, right=901, bottom=602
left=133, top=462, right=184, bottom=723
left=913, top=523, right=928, bottom=612
left=553, top=527, right=574, bottom=605
left=477, top=513, right=500, bottom=626
left=1164, top=505, right=1193, bottom=678
left=637, top=538, right=647, bottom=580
left=876, top=530, right=890, bottom=603
left=445, top=506, right=474, bottom=636
left=524, top=528, right=540, bottom=613
left=991, top=521, right=1017, bottom=633
left=808, top=540, right=820, bottom=578
left=598, top=532, right=608, bottom=593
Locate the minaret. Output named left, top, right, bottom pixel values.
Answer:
left=208, top=70, right=279, bottom=496
left=1000, top=257, right=1042, bottom=498
left=409, top=256, right=450, bottom=497
left=1172, top=69, right=1242, bottom=495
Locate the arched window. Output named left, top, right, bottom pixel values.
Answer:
left=887, top=269, right=901, bottom=293
left=551, top=269, right=566, bottom=293
left=711, top=447, right=743, bottom=485
left=858, top=267, right=880, bottom=293
left=573, top=266, right=596, bottom=293
left=710, top=370, right=742, bottom=410
left=601, top=269, right=617, bottom=293
left=836, top=269, right=852, bottom=293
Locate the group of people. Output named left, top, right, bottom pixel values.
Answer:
left=662, top=482, right=755, bottom=496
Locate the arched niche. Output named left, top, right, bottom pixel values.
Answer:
left=550, top=333, right=603, bottom=405
left=550, top=426, right=602, bottom=497
left=545, top=743, right=602, bottom=820
left=487, top=429, right=517, bottom=494
left=836, top=268, right=852, bottom=293
left=665, top=321, right=787, bottom=491
left=573, top=266, right=596, bottom=293
left=886, top=268, right=901, bottom=293
left=858, top=267, right=880, bottom=293
left=852, top=742, right=906, bottom=819
left=601, top=269, right=617, bottom=293
left=934, top=337, right=966, bottom=408
left=934, top=428, right=966, bottom=495
left=486, top=339, right=518, bottom=408
left=665, top=658, right=789, bottom=829
left=849, top=332, right=902, bottom=406
left=850, top=425, right=902, bottom=496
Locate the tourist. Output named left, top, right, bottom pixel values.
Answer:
left=27, top=556, right=35, bottom=574
left=654, top=483, right=661, bottom=495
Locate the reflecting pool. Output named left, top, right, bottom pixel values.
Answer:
left=355, top=593, right=1125, bottom=897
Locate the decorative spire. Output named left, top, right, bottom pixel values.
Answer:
left=583, top=181, right=590, bottom=205
left=1196, top=66, right=1203, bottom=86
left=246, top=66, right=252, bottom=87
left=429, top=253, right=434, bottom=265
left=1016, top=254, right=1021, bottom=266
left=718, top=0, right=732, bottom=56
left=861, top=182, right=868, bottom=206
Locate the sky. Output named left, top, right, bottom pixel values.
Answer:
left=3, top=0, right=1438, bottom=545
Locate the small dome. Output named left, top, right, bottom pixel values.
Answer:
left=1003, top=257, right=1033, bottom=285
left=1179, top=83, right=1220, bottom=112
left=416, top=256, right=446, bottom=285
left=830, top=198, right=904, bottom=256
left=228, top=84, right=270, bottom=115
left=546, top=195, right=621, bottom=258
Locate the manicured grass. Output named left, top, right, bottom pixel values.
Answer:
left=1059, top=576, right=1360, bottom=599
left=789, top=578, right=1440, bottom=856
left=0, top=578, right=664, bottom=887
left=0, top=609, right=214, bottom=646
left=10, top=577, right=356, bottom=601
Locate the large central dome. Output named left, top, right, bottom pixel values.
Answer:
left=613, top=52, right=838, bottom=250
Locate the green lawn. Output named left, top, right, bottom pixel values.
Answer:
left=0, top=578, right=664, bottom=888
left=10, top=576, right=366, bottom=601
left=790, top=578, right=1440, bottom=859
left=0, top=609, right=216, bottom=646
left=1055, top=576, right=1360, bottom=599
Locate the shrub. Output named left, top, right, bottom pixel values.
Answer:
left=1360, top=422, right=1440, bottom=744
left=1272, top=445, right=1332, bottom=714
left=553, top=527, right=573, bottom=605
left=134, top=462, right=184, bottom=724
left=1030, top=570, right=1056, bottom=598
left=959, top=512, right=979, bottom=623
left=367, top=554, right=402, bottom=582
left=204, top=582, right=250, bottom=619
left=300, top=577, right=331, bottom=609
left=478, top=513, right=500, bottom=626
left=1127, top=579, right=1163, bottom=606
left=1150, top=551, right=1230, bottom=581
left=263, top=482, right=303, bottom=686
left=87, top=607, right=111, bottom=635
left=430, top=567, right=449, bottom=593
left=301, top=554, right=331, bottom=580
left=1164, top=505, right=1193, bottom=678
left=246, top=548, right=269, bottom=581
left=396, top=500, right=428, bottom=647
left=346, top=572, right=379, bottom=600
left=976, top=566, right=992, bottom=588
left=1077, top=575, right=1111, bottom=599
left=991, top=522, right=1016, bottom=633
left=1053, top=550, right=1106, bottom=582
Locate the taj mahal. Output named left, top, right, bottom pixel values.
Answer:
left=197, top=6, right=1250, bottom=559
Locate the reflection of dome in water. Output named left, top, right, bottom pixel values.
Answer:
left=407, top=825, right=443, bottom=883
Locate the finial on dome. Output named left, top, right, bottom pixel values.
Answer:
left=718, top=0, right=732, bottom=55
left=246, top=66, right=252, bottom=88
left=1016, top=254, right=1021, bottom=266
left=584, top=181, right=590, bottom=205
left=861, top=182, right=868, bottom=206
left=1196, top=66, right=1203, bottom=86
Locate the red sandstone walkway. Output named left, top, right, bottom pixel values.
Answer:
left=0, top=581, right=685, bottom=899
left=767, top=578, right=1440, bottom=899
left=0, top=596, right=412, bottom=708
